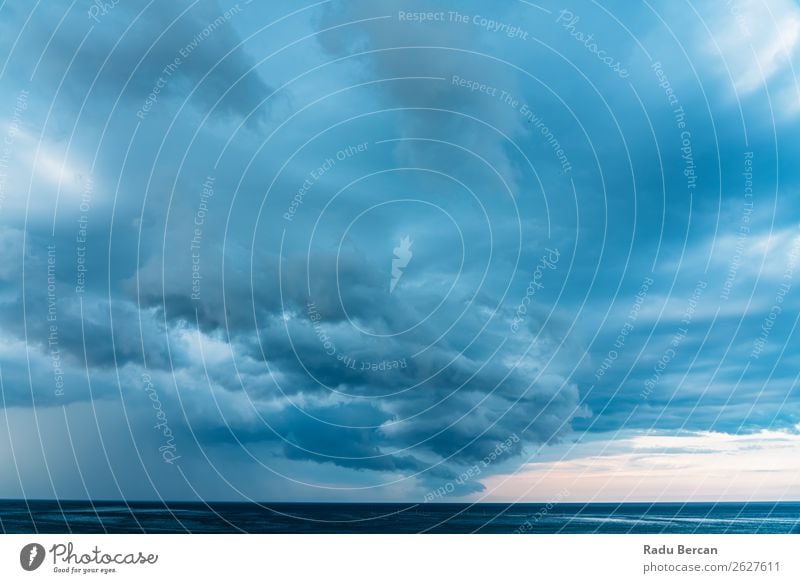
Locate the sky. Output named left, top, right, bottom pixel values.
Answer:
left=0, top=0, right=799, bottom=503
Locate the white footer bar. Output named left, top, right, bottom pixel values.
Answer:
left=1, top=534, right=797, bottom=582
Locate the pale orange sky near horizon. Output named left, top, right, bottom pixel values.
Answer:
left=479, top=429, right=800, bottom=503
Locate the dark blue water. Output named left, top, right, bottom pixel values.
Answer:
left=2, top=501, right=798, bottom=533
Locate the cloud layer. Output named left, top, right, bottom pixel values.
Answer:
left=0, top=0, right=798, bottom=502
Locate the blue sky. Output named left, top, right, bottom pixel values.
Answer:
left=0, top=0, right=799, bottom=502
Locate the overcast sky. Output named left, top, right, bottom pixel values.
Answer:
left=0, top=0, right=799, bottom=503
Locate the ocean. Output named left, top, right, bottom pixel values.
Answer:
left=1, top=501, right=798, bottom=534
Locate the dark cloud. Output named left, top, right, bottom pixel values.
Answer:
left=1, top=0, right=799, bottom=501
left=0, top=1, right=274, bottom=125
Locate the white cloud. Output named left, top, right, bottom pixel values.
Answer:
left=0, top=125, right=92, bottom=219
left=479, top=429, right=800, bottom=502
left=709, top=0, right=800, bottom=113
